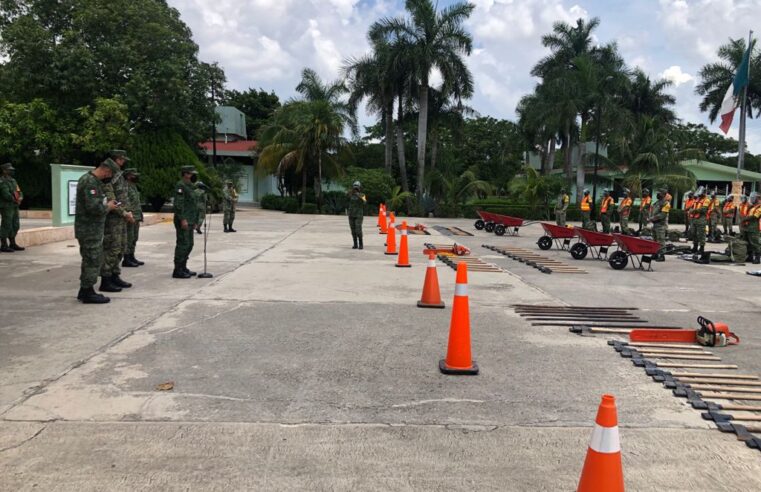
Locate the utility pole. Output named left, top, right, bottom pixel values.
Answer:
left=592, top=103, right=602, bottom=221
left=211, top=74, right=218, bottom=167
left=736, top=30, right=753, bottom=181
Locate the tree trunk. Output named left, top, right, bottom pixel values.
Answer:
left=416, top=79, right=429, bottom=199
left=316, top=151, right=323, bottom=212
left=301, top=168, right=307, bottom=207
left=564, top=120, right=572, bottom=180
left=430, top=128, right=439, bottom=172
left=546, top=137, right=556, bottom=175
left=384, top=99, right=394, bottom=174
left=576, top=146, right=586, bottom=204
left=396, top=94, right=412, bottom=212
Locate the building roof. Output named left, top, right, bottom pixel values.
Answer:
left=198, top=140, right=257, bottom=158
left=680, top=159, right=761, bottom=182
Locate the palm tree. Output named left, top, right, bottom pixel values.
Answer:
left=370, top=0, right=475, bottom=200
left=696, top=37, right=760, bottom=123
left=625, top=69, right=676, bottom=123
left=427, top=168, right=491, bottom=216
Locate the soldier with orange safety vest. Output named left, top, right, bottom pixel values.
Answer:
left=741, top=192, right=761, bottom=264
left=721, top=195, right=736, bottom=237
left=689, top=187, right=711, bottom=254
left=707, top=192, right=722, bottom=242
left=618, top=189, right=633, bottom=235
left=637, top=188, right=652, bottom=234
left=599, top=189, right=615, bottom=233
left=738, top=194, right=750, bottom=236
left=683, top=191, right=695, bottom=237
left=648, top=188, right=671, bottom=261
left=580, top=189, right=592, bottom=230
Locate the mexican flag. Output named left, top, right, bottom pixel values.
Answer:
left=719, top=42, right=752, bottom=134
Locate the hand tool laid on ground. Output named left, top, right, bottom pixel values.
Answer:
left=484, top=245, right=587, bottom=274
left=571, top=325, right=683, bottom=335
left=437, top=254, right=503, bottom=273
left=423, top=243, right=470, bottom=256
left=628, top=316, right=739, bottom=347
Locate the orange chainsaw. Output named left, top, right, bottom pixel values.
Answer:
left=630, top=316, right=740, bottom=347
left=422, top=243, right=471, bottom=257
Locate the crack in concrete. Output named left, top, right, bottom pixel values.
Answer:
left=0, top=424, right=47, bottom=453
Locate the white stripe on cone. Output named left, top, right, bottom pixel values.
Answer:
left=588, top=424, right=621, bottom=454
left=454, top=284, right=468, bottom=297
left=428, top=259, right=436, bottom=268
left=402, top=229, right=408, bottom=235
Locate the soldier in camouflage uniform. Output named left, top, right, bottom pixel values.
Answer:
left=708, top=192, right=721, bottom=242
left=741, top=192, right=761, bottom=264
left=555, top=189, right=570, bottom=226
left=99, top=150, right=134, bottom=292
left=690, top=187, right=711, bottom=254
left=347, top=181, right=366, bottom=249
left=0, top=162, right=24, bottom=252
left=223, top=181, right=238, bottom=233
left=647, top=188, right=671, bottom=261
left=172, top=165, right=199, bottom=278
left=122, top=169, right=144, bottom=267
left=75, top=160, right=119, bottom=303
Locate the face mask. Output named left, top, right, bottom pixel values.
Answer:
left=190, top=174, right=198, bottom=183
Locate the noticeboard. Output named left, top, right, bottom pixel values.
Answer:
left=68, top=180, right=78, bottom=215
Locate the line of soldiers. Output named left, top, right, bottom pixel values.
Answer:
left=0, top=162, right=25, bottom=252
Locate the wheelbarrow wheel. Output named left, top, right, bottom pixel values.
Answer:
left=474, top=219, right=485, bottom=230
left=609, top=251, right=628, bottom=270
left=537, top=236, right=552, bottom=250
left=484, top=222, right=495, bottom=233
left=494, top=224, right=506, bottom=236
left=570, top=242, right=588, bottom=260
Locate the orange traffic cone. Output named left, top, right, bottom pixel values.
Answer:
left=439, top=262, right=478, bottom=375
left=380, top=207, right=388, bottom=234
left=418, top=253, right=444, bottom=308
left=396, top=221, right=411, bottom=268
left=385, top=219, right=398, bottom=255
left=377, top=204, right=385, bottom=228
left=577, top=394, right=624, bottom=492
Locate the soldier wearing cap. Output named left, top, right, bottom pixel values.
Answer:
left=618, top=189, right=633, bottom=234
left=122, top=168, right=144, bottom=267
left=648, top=188, right=671, bottom=261
left=347, top=180, right=366, bottom=249
left=172, top=165, right=199, bottom=278
left=99, top=150, right=134, bottom=293
left=75, top=160, right=120, bottom=303
left=690, top=187, right=711, bottom=254
left=599, top=189, right=614, bottom=234
left=555, top=188, right=570, bottom=227
left=0, top=162, right=24, bottom=252
left=223, top=180, right=238, bottom=233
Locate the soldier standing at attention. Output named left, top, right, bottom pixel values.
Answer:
left=599, top=190, right=614, bottom=233
left=618, top=189, right=633, bottom=234
left=100, top=151, right=134, bottom=293
left=223, top=181, right=238, bottom=233
left=690, top=187, right=711, bottom=254
left=122, top=169, right=144, bottom=268
left=347, top=181, right=366, bottom=249
left=741, top=192, right=761, bottom=264
left=648, top=188, right=671, bottom=261
left=708, top=192, right=721, bottom=242
left=555, top=188, right=570, bottom=226
left=638, top=189, right=652, bottom=233
left=738, top=195, right=750, bottom=237
left=580, top=189, right=592, bottom=230
left=76, top=160, right=119, bottom=303
left=0, top=162, right=24, bottom=252
left=172, top=166, right=199, bottom=278
left=683, top=191, right=695, bottom=237
left=722, top=195, right=736, bottom=237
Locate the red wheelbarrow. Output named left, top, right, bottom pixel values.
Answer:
left=474, top=210, right=526, bottom=236
left=537, top=223, right=577, bottom=251
left=609, top=234, right=662, bottom=271
left=571, top=228, right=616, bottom=260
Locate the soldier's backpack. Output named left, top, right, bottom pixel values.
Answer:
left=726, top=237, right=748, bottom=262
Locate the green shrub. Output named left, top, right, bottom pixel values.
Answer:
left=340, top=167, right=394, bottom=207
left=323, top=190, right=348, bottom=215
left=261, top=193, right=284, bottom=210
left=282, top=197, right=299, bottom=213
left=300, top=203, right=318, bottom=214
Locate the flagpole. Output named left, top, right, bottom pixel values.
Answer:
left=737, top=30, right=753, bottom=181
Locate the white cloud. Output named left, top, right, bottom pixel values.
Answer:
left=659, top=65, right=693, bottom=87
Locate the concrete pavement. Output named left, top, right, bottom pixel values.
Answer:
left=1, top=210, right=760, bottom=490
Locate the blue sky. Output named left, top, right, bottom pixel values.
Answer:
left=168, top=0, right=760, bottom=153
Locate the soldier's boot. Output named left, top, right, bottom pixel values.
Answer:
left=100, top=276, right=123, bottom=292
left=0, top=238, right=13, bottom=253
left=172, top=262, right=191, bottom=279
left=229, top=220, right=236, bottom=233
left=352, top=235, right=358, bottom=249
left=111, top=274, right=132, bottom=288
left=132, top=254, right=145, bottom=266
left=9, top=237, right=24, bottom=251
left=223, top=224, right=229, bottom=233
left=78, top=287, right=110, bottom=304
left=358, top=236, right=363, bottom=250
left=122, top=254, right=140, bottom=267
left=691, top=243, right=698, bottom=253
left=183, top=261, right=197, bottom=277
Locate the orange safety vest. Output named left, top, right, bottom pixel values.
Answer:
left=600, top=196, right=614, bottom=213
left=640, top=196, right=652, bottom=215
left=619, top=197, right=633, bottom=217
left=580, top=195, right=591, bottom=211
left=690, top=197, right=711, bottom=219
left=739, top=202, right=750, bottom=218
left=684, top=197, right=696, bottom=211
left=722, top=201, right=736, bottom=218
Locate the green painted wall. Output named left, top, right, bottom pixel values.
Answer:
left=50, top=164, right=92, bottom=226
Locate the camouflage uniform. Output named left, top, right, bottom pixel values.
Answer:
left=742, top=200, right=761, bottom=263
left=347, top=187, right=366, bottom=249
left=194, top=186, right=206, bottom=232
left=599, top=194, right=614, bottom=234
left=75, top=171, right=111, bottom=289
left=708, top=196, right=721, bottom=240
left=100, top=168, right=129, bottom=277
left=173, top=169, right=198, bottom=273
left=555, top=193, right=569, bottom=226
left=223, top=183, right=238, bottom=231
left=125, top=177, right=143, bottom=257
left=0, top=163, right=23, bottom=251
left=690, top=195, right=711, bottom=251
left=649, top=196, right=671, bottom=246
left=618, top=195, right=633, bottom=234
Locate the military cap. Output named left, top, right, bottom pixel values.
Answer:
left=180, top=165, right=198, bottom=175
left=0, top=162, right=14, bottom=171
left=124, top=168, right=138, bottom=175
left=109, top=150, right=130, bottom=161
left=100, top=158, right=120, bottom=174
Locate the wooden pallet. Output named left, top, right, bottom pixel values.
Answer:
left=437, top=254, right=504, bottom=273
left=483, top=245, right=586, bottom=274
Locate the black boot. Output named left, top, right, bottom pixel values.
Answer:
left=0, top=238, right=12, bottom=253
left=173, top=262, right=191, bottom=279
left=223, top=224, right=230, bottom=233
left=352, top=235, right=358, bottom=249
left=100, top=276, right=122, bottom=292
left=229, top=221, right=236, bottom=233
left=111, top=274, right=132, bottom=288
left=132, top=255, right=145, bottom=266
left=78, top=287, right=110, bottom=304
left=9, top=238, right=24, bottom=251
left=358, top=236, right=363, bottom=250
left=183, top=261, right=197, bottom=277
left=122, top=254, right=140, bottom=267
left=691, top=244, right=698, bottom=253
left=196, top=227, right=203, bottom=235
